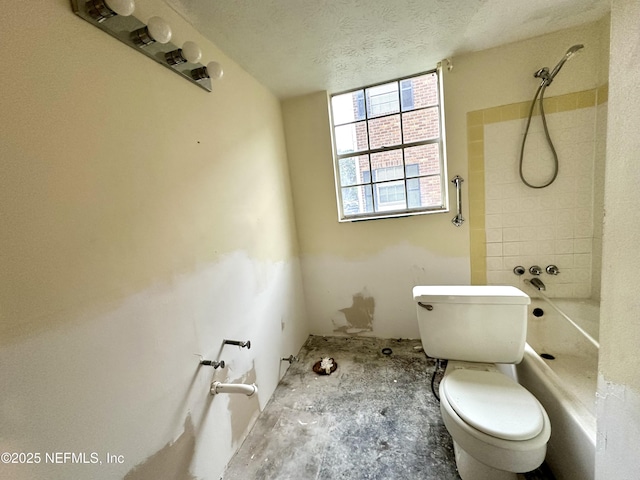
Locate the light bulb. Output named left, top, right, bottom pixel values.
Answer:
left=147, top=16, right=172, bottom=44
left=104, top=0, right=135, bottom=16
left=181, top=42, right=202, bottom=63
left=206, top=61, right=223, bottom=80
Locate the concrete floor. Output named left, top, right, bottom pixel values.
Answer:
left=223, top=336, right=555, bottom=480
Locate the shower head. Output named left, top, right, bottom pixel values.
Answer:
left=534, top=44, right=584, bottom=86
left=547, top=44, right=584, bottom=83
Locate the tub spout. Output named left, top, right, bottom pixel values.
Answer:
left=527, top=278, right=546, bottom=291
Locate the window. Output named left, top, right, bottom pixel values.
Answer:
left=330, top=69, right=447, bottom=221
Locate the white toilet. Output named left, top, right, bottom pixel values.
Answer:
left=413, top=285, right=551, bottom=480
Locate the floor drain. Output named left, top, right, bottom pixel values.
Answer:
left=381, top=348, right=393, bottom=355
left=540, top=353, right=555, bottom=360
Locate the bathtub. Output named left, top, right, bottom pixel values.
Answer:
left=516, top=297, right=599, bottom=480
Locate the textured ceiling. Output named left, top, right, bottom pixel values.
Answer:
left=165, top=0, right=609, bottom=99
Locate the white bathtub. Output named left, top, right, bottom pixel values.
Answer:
left=516, top=297, right=599, bottom=480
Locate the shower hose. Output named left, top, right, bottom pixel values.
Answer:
left=519, top=83, right=559, bottom=189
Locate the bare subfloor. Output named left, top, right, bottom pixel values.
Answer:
left=223, top=336, right=555, bottom=480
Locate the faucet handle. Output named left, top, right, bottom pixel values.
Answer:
left=529, top=265, right=542, bottom=275
left=546, top=265, right=560, bottom=275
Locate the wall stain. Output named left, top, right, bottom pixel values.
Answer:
left=333, top=289, right=375, bottom=335
left=124, top=414, right=198, bottom=480
left=228, top=364, right=261, bottom=447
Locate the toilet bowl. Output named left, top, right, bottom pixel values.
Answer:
left=439, top=362, right=550, bottom=479
left=412, top=285, right=551, bottom=480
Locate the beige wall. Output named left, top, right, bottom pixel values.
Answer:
left=0, top=1, right=308, bottom=479
left=596, top=0, right=640, bottom=477
left=282, top=89, right=469, bottom=338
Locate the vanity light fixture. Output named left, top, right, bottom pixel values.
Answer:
left=132, top=16, right=172, bottom=47
left=166, top=41, right=202, bottom=66
left=71, top=0, right=220, bottom=92
left=192, top=61, right=224, bottom=81
left=86, top=0, right=135, bottom=22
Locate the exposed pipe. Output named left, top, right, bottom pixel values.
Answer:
left=210, top=382, right=258, bottom=397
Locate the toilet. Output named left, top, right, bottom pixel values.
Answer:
left=413, top=285, right=551, bottom=480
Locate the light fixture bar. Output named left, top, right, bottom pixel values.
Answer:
left=71, top=0, right=213, bottom=92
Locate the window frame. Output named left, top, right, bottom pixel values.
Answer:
left=330, top=67, right=449, bottom=222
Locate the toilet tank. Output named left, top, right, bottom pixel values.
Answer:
left=413, top=285, right=530, bottom=363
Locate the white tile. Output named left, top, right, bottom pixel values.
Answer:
left=574, top=223, right=593, bottom=238
left=574, top=238, right=593, bottom=253
left=486, top=184, right=503, bottom=200
left=574, top=268, right=591, bottom=283
left=555, top=239, right=574, bottom=254
left=575, top=208, right=593, bottom=224
left=486, top=243, right=503, bottom=257
left=573, top=284, right=592, bottom=297
left=487, top=257, right=504, bottom=271
left=502, top=215, right=520, bottom=228
left=519, top=227, right=539, bottom=241
left=520, top=241, right=538, bottom=256
left=486, top=228, right=503, bottom=243
left=556, top=224, right=574, bottom=239
left=538, top=240, right=555, bottom=255
left=557, top=268, right=576, bottom=283
left=486, top=199, right=502, bottom=214
left=555, top=209, right=575, bottom=225
left=502, top=199, right=520, bottom=213
left=502, top=256, right=523, bottom=271
left=486, top=214, right=503, bottom=229
left=574, top=254, right=592, bottom=268
left=554, top=284, right=574, bottom=297
left=486, top=271, right=505, bottom=284
left=555, top=254, right=575, bottom=268
left=520, top=212, right=538, bottom=226
left=503, top=227, right=520, bottom=242
left=537, top=227, right=556, bottom=240
left=503, top=242, right=520, bottom=256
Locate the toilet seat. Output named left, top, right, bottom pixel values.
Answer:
left=441, top=369, right=544, bottom=441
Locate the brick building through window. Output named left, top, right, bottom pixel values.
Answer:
left=331, top=69, right=447, bottom=220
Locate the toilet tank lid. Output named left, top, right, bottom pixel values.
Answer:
left=413, top=285, right=530, bottom=305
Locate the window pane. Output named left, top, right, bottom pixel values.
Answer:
left=407, top=176, right=442, bottom=209
left=401, top=73, right=439, bottom=111
left=366, top=82, right=399, bottom=118
left=405, top=144, right=440, bottom=177
left=368, top=114, right=401, bottom=149
left=374, top=180, right=406, bottom=212
left=402, top=107, right=440, bottom=143
left=338, top=155, right=370, bottom=187
left=342, top=185, right=374, bottom=216
left=331, top=90, right=365, bottom=125
left=371, top=150, right=403, bottom=181
left=330, top=68, right=445, bottom=221
left=334, top=121, right=368, bottom=154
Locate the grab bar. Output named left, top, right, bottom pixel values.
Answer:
left=451, top=175, right=464, bottom=227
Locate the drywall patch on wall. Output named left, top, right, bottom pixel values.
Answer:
left=228, top=364, right=261, bottom=448
left=124, top=415, right=198, bottom=480
left=302, top=243, right=468, bottom=339
left=0, top=252, right=308, bottom=480
left=332, top=289, right=375, bottom=335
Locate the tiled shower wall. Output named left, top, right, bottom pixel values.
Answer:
left=468, top=87, right=607, bottom=299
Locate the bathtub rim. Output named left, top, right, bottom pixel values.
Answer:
left=522, top=343, right=596, bottom=443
